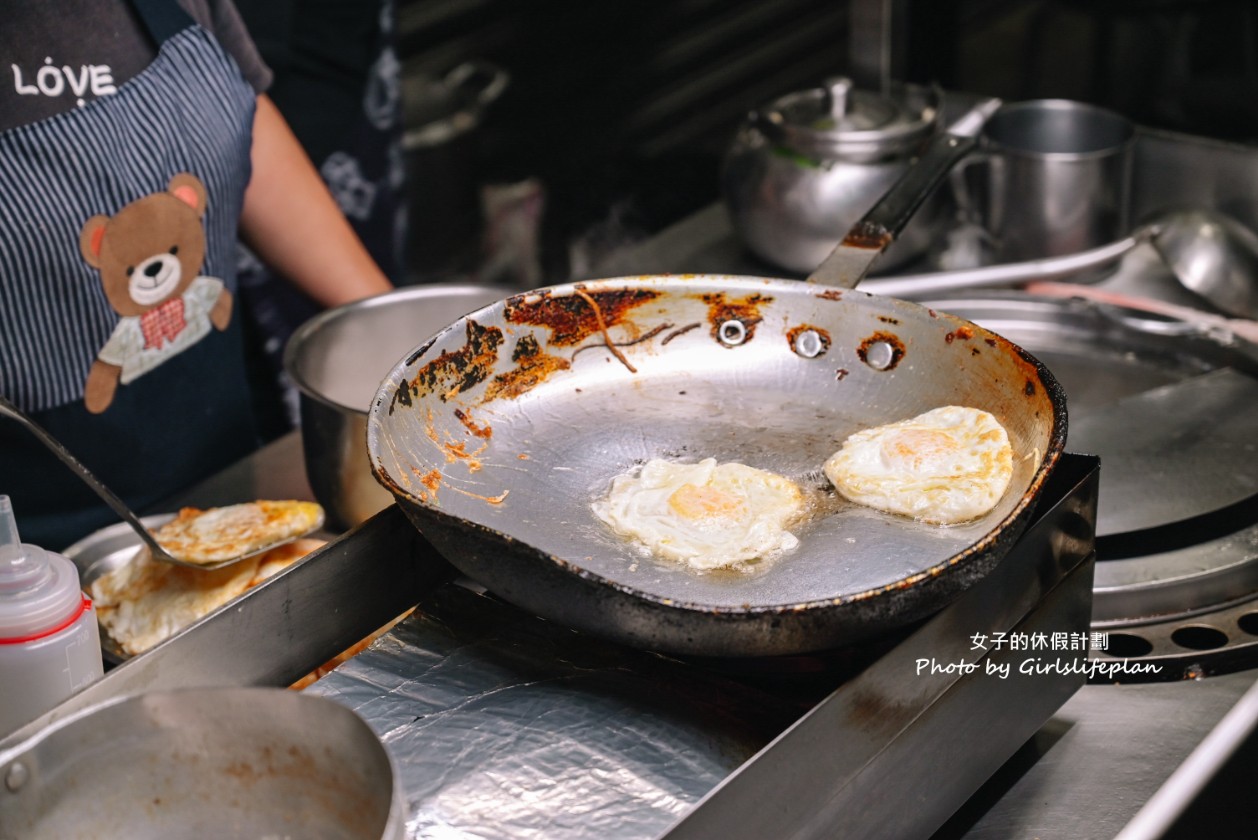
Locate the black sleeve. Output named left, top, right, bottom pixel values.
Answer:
left=178, top=0, right=274, bottom=93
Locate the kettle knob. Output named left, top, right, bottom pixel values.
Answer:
left=826, top=76, right=854, bottom=121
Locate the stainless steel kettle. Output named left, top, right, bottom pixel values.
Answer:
left=722, top=77, right=948, bottom=274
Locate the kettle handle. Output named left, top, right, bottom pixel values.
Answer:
left=442, top=61, right=509, bottom=108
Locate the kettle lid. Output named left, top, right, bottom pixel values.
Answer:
left=758, top=77, right=938, bottom=159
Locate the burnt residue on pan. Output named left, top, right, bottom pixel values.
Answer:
left=786, top=324, right=832, bottom=357
left=662, top=322, right=702, bottom=344
left=570, top=322, right=672, bottom=360
left=841, top=220, right=894, bottom=251
left=482, top=333, right=572, bottom=402
left=856, top=331, right=906, bottom=370
left=390, top=319, right=503, bottom=412
left=410, top=467, right=442, bottom=504
left=979, top=329, right=1055, bottom=402
left=504, top=287, right=660, bottom=346
left=699, top=292, right=770, bottom=344
left=426, top=408, right=488, bottom=472
left=453, top=408, right=493, bottom=438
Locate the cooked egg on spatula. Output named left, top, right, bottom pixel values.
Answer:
left=152, top=500, right=325, bottom=567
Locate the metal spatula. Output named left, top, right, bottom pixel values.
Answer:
left=0, top=395, right=318, bottom=570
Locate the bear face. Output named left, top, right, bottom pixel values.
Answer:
left=79, top=173, right=209, bottom=317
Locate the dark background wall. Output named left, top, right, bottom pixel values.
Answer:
left=396, top=0, right=1258, bottom=282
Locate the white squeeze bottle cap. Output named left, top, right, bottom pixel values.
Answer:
left=0, top=495, right=83, bottom=637
left=0, top=495, right=104, bottom=735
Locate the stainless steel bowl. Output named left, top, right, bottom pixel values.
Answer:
left=0, top=687, right=404, bottom=839
left=285, top=284, right=516, bottom=530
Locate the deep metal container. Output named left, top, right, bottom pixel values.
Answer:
left=285, top=284, right=515, bottom=530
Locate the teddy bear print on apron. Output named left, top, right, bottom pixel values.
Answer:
left=0, top=2, right=252, bottom=415
left=78, top=173, right=232, bottom=413
left=0, top=0, right=262, bottom=548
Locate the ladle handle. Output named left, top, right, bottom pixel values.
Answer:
left=0, top=395, right=166, bottom=558
left=859, top=234, right=1144, bottom=297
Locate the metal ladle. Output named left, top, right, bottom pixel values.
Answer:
left=0, top=395, right=314, bottom=570
left=860, top=209, right=1258, bottom=317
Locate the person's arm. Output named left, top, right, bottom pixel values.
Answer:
left=238, top=94, right=393, bottom=307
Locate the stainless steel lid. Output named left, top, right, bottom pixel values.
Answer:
left=755, top=77, right=938, bottom=161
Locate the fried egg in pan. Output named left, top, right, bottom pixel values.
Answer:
left=824, top=405, right=1014, bottom=525
left=593, top=458, right=804, bottom=572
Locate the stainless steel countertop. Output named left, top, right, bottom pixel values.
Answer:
left=189, top=435, right=1258, bottom=837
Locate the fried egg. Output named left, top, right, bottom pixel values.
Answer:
left=824, top=406, right=1014, bottom=525
left=593, top=458, right=804, bottom=571
left=153, top=500, right=324, bottom=565
left=90, top=537, right=326, bottom=656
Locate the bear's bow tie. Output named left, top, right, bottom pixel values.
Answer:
left=140, top=297, right=187, bottom=349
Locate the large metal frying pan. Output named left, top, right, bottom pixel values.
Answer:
left=367, top=275, right=1066, bottom=656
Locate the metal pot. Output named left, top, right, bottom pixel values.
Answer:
left=722, top=77, right=948, bottom=274
left=403, top=61, right=509, bottom=281
left=285, top=284, right=516, bottom=531
left=0, top=687, right=403, bottom=839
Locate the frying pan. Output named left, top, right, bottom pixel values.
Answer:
left=367, top=278, right=1065, bottom=656
left=367, top=101, right=1067, bottom=657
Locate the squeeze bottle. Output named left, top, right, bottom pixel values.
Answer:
left=0, top=495, right=103, bottom=735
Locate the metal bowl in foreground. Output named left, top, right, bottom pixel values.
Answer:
left=0, top=687, right=403, bottom=839
left=285, top=284, right=516, bottom=530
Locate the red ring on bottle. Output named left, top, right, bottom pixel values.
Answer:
left=0, top=595, right=93, bottom=645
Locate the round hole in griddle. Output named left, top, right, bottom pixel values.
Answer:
left=1102, top=633, right=1153, bottom=658
left=1170, top=625, right=1229, bottom=651
left=718, top=319, right=746, bottom=346
left=863, top=340, right=895, bottom=370
left=793, top=330, right=825, bottom=358
left=1237, top=613, right=1258, bottom=636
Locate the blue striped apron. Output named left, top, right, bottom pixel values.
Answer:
left=0, top=0, right=260, bottom=548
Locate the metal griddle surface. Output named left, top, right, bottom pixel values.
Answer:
left=1067, top=368, right=1258, bottom=536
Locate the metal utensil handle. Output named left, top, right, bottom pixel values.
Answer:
left=807, top=133, right=977, bottom=288
left=0, top=394, right=168, bottom=560
left=860, top=234, right=1144, bottom=297
left=1026, top=281, right=1258, bottom=347
left=808, top=97, right=1002, bottom=289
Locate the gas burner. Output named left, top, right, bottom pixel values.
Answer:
left=1091, top=595, right=1258, bottom=683
left=1086, top=492, right=1258, bottom=683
